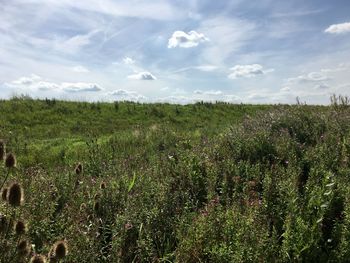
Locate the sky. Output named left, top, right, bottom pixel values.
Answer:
left=0, top=0, right=350, bottom=104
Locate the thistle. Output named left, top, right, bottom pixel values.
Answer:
left=5, top=153, right=16, bottom=168
left=7, top=182, right=24, bottom=207
left=1, top=187, right=8, bottom=201
left=30, top=254, right=47, bottom=263
left=15, top=220, right=27, bottom=235
left=0, top=140, right=5, bottom=161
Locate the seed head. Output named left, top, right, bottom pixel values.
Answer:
left=100, top=182, right=106, bottom=190
left=30, top=254, right=47, bottom=263
left=17, top=239, right=31, bottom=257
left=7, top=182, right=24, bottom=207
left=75, top=163, right=83, bottom=175
left=15, top=220, right=27, bottom=235
left=1, top=187, right=8, bottom=201
left=0, top=214, right=7, bottom=233
left=5, top=153, right=16, bottom=168
left=0, top=140, right=5, bottom=161
left=52, top=240, right=68, bottom=259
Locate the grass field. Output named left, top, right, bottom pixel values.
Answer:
left=0, top=95, right=350, bottom=262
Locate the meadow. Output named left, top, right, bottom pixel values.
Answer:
left=0, top=95, right=349, bottom=262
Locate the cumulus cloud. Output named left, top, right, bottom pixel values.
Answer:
left=228, top=64, right=271, bottom=79
left=127, top=71, right=156, bottom=80
left=286, top=72, right=330, bottom=84
left=109, top=89, right=146, bottom=101
left=168, top=31, right=209, bottom=48
left=62, top=82, right=103, bottom=92
left=123, top=57, right=135, bottom=65
left=71, top=65, right=89, bottom=73
left=325, top=22, right=350, bottom=34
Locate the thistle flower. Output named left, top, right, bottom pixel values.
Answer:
left=7, top=182, right=24, bottom=207
left=5, top=153, right=16, bottom=168
left=1, top=187, right=8, bottom=201
left=15, top=220, right=27, bottom=235
left=17, top=239, right=31, bottom=257
left=52, top=240, right=68, bottom=259
left=30, top=254, right=47, bottom=263
left=0, top=140, right=5, bottom=161
left=75, top=163, right=83, bottom=175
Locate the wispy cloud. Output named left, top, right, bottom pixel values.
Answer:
left=71, top=66, right=90, bottom=73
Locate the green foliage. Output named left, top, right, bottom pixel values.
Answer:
left=0, top=96, right=350, bottom=262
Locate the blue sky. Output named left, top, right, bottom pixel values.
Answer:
left=1, top=0, right=350, bottom=104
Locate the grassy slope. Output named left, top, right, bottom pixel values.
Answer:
left=1, top=97, right=350, bottom=262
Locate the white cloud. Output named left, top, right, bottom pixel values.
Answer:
left=36, top=81, right=60, bottom=91
left=123, top=57, right=135, bottom=65
left=280, top=86, right=291, bottom=92
left=71, top=65, right=89, bottom=73
left=286, top=71, right=330, bottom=84
left=228, top=64, right=271, bottom=79
left=12, top=74, right=41, bottom=85
left=168, top=31, right=209, bottom=48
left=314, top=83, right=331, bottom=90
left=6, top=75, right=103, bottom=93
left=195, top=65, right=218, bottom=72
left=62, top=82, right=103, bottom=92
left=127, top=71, right=156, bottom=80
left=109, top=89, right=146, bottom=101
left=325, top=22, right=350, bottom=34
left=194, top=89, right=223, bottom=95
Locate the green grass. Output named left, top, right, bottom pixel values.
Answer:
left=0, top=95, right=350, bottom=262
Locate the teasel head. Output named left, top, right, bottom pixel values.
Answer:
left=1, top=187, right=8, bottom=202
left=100, top=181, right=106, bottom=190
left=75, top=163, right=83, bottom=175
left=94, top=201, right=101, bottom=215
left=0, top=140, right=5, bottom=161
left=51, top=240, right=68, bottom=260
left=15, top=220, right=27, bottom=235
left=30, top=254, right=47, bottom=263
left=7, top=182, right=24, bottom=207
left=5, top=152, right=16, bottom=168
left=17, top=239, right=31, bottom=257
left=0, top=214, right=8, bottom=233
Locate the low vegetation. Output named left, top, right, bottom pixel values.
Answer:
left=0, top=95, right=349, bottom=262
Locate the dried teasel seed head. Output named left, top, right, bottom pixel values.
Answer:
left=100, top=182, right=106, bottom=190
left=0, top=214, right=8, bottom=233
left=52, top=240, right=68, bottom=259
left=75, top=163, right=83, bottom=175
left=15, top=220, right=27, bottom=235
left=0, top=140, right=5, bottom=161
left=1, top=187, right=8, bottom=202
left=5, top=153, right=16, bottom=168
left=30, top=254, right=47, bottom=263
left=7, top=182, right=24, bottom=207
left=17, top=239, right=31, bottom=257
